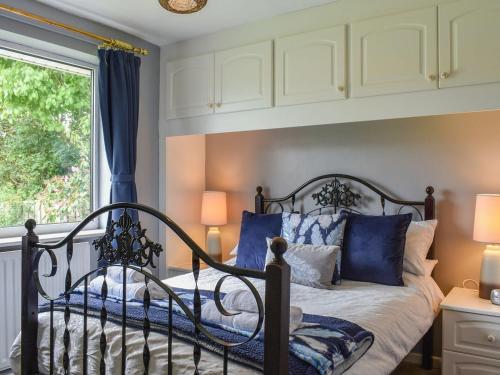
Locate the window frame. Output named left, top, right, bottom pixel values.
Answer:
left=0, top=37, right=102, bottom=237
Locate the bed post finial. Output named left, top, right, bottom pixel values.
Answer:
left=255, top=186, right=264, bottom=214
left=270, top=237, right=287, bottom=261
left=21, top=219, right=39, bottom=375
left=25, top=218, right=36, bottom=233
left=264, top=237, right=290, bottom=375
left=424, top=186, right=435, bottom=222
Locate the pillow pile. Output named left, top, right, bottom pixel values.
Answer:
left=234, top=208, right=437, bottom=287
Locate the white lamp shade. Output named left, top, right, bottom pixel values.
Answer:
left=474, top=194, right=500, bottom=244
left=201, top=191, right=227, bottom=226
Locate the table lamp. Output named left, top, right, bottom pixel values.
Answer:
left=473, top=194, right=500, bottom=299
left=201, top=191, right=227, bottom=261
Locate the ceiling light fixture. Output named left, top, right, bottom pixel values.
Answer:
left=159, top=0, right=207, bottom=14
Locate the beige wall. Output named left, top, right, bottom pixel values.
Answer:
left=205, top=111, right=500, bottom=296
left=166, top=135, right=206, bottom=269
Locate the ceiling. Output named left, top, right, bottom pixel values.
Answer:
left=37, top=0, right=338, bottom=46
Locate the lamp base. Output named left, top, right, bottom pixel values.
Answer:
left=479, top=244, right=500, bottom=299
left=206, top=227, right=222, bottom=262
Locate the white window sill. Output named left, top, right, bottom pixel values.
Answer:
left=0, top=228, right=106, bottom=249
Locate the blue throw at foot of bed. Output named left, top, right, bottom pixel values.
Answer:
left=41, top=288, right=374, bottom=375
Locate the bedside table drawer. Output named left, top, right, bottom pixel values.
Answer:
left=443, top=350, right=500, bottom=375
left=443, top=310, right=500, bottom=359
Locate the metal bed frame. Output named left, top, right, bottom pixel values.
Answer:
left=20, top=174, right=436, bottom=374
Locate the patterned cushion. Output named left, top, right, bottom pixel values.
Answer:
left=281, top=212, right=347, bottom=284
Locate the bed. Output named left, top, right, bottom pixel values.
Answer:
left=11, top=174, right=442, bottom=374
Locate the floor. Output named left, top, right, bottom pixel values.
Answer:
left=393, top=362, right=441, bottom=375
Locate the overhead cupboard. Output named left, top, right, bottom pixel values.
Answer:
left=166, top=41, right=273, bottom=119
left=165, top=0, right=500, bottom=120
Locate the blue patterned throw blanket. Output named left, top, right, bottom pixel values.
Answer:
left=42, top=288, right=373, bottom=375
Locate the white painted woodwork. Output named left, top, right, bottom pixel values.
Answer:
left=164, top=82, right=500, bottom=137
left=0, top=244, right=90, bottom=371
left=214, top=41, right=273, bottom=113
left=438, top=0, right=500, bottom=88
left=350, top=6, right=438, bottom=98
left=159, top=0, right=500, bottom=137
left=166, top=54, right=215, bottom=119
left=441, top=287, right=500, bottom=375
left=443, top=350, right=500, bottom=375
left=441, top=287, right=500, bottom=318
left=275, top=26, right=346, bottom=106
left=443, top=310, right=500, bottom=360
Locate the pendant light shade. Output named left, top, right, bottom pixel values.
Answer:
left=159, top=0, right=207, bottom=14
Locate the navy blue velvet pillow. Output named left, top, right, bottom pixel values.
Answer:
left=236, top=211, right=283, bottom=270
left=341, top=212, right=412, bottom=286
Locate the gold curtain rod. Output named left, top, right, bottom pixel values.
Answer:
left=0, top=3, right=149, bottom=56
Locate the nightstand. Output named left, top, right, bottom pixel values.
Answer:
left=441, top=287, right=500, bottom=374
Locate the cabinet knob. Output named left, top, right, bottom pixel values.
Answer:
left=440, top=72, right=450, bottom=79
left=216, top=103, right=222, bottom=108
left=208, top=103, right=214, bottom=109
left=428, top=74, right=436, bottom=81
left=488, top=334, right=496, bottom=343
left=337, top=85, right=345, bottom=93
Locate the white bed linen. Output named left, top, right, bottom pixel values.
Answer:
left=10, top=262, right=443, bottom=375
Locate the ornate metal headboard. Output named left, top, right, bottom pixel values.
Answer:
left=254, top=174, right=435, bottom=257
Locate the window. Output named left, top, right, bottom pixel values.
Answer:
left=0, top=47, right=96, bottom=229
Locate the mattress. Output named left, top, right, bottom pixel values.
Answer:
left=10, top=261, right=443, bottom=375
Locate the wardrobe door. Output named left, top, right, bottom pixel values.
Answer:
left=351, top=7, right=438, bottom=97
left=214, top=41, right=273, bottom=113
left=166, top=53, right=214, bottom=119
left=439, top=0, right=500, bottom=88
left=275, top=25, right=347, bottom=106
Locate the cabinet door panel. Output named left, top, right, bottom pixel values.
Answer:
left=443, top=350, right=500, bottom=375
left=351, top=7, right=438, bottom=97
left=439, top=0, right=500, bottom=88
left=166, top=54, right=214, bottom=119
left=275, top=25, right=346, bottom=106
left=214, top=41, right=273, bottom=113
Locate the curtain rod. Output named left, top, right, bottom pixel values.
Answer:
left=0, top=3, right=149, bottom=56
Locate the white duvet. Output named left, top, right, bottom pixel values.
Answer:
left=10, top=262, right=443, bottom=375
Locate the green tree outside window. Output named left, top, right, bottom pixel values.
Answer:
left=0, top=53, right=92, bottom=227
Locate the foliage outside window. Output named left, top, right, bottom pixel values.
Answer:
left=0, top=49, right=93, bottom=227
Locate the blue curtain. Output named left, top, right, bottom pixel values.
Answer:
left=98, top=49, right=141, bottom=224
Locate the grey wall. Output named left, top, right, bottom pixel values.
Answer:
left=1, top=0, right=160, bottom=244
left=206, top=110, right=500, bottom=355
left=206, top=110, right=500, bottom=295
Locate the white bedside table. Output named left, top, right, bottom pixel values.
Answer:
left=441, top=287, right=500, bottom=374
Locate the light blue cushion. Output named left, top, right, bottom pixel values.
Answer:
left=281, top=212, right=347, bottom=284
left=265, top=238, right=340, bottom=289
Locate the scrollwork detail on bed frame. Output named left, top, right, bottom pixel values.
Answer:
left=93, top=209, right=163, bottom=267
left=21, top=202, right=287, bottom=375
left=311, top=177, right=361, bottom=213
left=255, top=173, right=436, bottom=370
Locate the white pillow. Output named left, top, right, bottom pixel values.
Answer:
left=265, top=237, right=339, bottom=289
left=403, top=220, right=438, bottom=276
left=423, top=259, right=438, bottom=277
left=229, top=244, right=238, bottom=256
